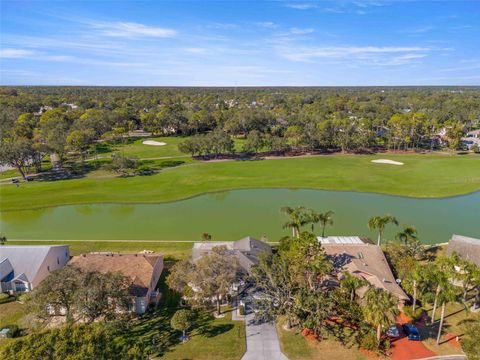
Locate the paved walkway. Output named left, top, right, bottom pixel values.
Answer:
left=241, top=312, right=288, bottom=360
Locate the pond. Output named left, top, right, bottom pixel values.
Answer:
left=1, top=189, right=479, bottom=244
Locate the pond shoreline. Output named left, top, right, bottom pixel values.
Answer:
left=1, top=186, right=479, bottom=213
left=2, top=189, right=479, bottom=245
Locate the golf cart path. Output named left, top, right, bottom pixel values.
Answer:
left=241, top=312, right=288, bottom=360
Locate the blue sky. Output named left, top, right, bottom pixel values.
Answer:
left=1, top=0, right=479, bottom=86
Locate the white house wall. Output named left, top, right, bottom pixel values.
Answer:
left=32, top=246, right=70, bottom=289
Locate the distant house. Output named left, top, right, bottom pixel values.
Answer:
left=192, top=236, right=272, bottom=274
left=318, top=236, right=409, bottom=304
left=33, top=105, right=53, bottom=116
left=446, top=234, right=480, bottom=267
left=70, top=252, right=163, bottom=314
left=466, top=130, right=480, bottom=139
left=0, top=245, right=70, bottom=293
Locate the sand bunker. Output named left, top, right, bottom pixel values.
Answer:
left=142, top=140, right=166, bottom=146
left=371, top=159, right=404, bottom=166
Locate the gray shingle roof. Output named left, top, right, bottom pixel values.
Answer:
left=446, top=234, right=480, bottom=266
left=0, top=245, right=67, bottom=284
left=192, top=236, right=272, bottom=273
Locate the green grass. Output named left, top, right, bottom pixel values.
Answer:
left=6, top=240, right=193, bottom=259
left=96, top=136, right=191, bottom=159
left=420, top=296, right=480, bottom=356
left=1, top=154, right=479, bottom=211
left=114, top=307, right=245, bottom=360
left=0, top=300, right=27, bottom=329
left=114, top=271, right=245, bottom=360
left=277, top=320, right=369, bottom=360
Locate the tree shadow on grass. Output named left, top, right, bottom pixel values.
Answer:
left=199, top=323, right=234, bottom=338
left=115, top=307, right=180, bottom=358
left=193, top=310, right=234, bottom=338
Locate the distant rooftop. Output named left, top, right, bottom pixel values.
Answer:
left=317, top=236, right=367, bottom=245
left=447, top=234, right=480, bottom=266
left=192, top=236, right=272, bottom=273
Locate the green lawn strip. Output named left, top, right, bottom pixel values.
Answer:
left=2, top=154, right=479, bottom=211
left=5, top=240, right=193, bottom=260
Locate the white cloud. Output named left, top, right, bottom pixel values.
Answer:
left=207, top=22, right=238, bottom=30
left=256, top=22, right=278, bottom=29
left=89, top=21, right=177, bottom=38
left=289, top=27, right=315, bottom=35
left=401, top=26, right=434, bottom=34
left=0, top=47, right=145, bottom=67
left=285, top=3, right=317, bottom=10
left=279, top=46, right=431, bottom=62
left=184, top=47, right=208, bottom=54
left=0, top=48, right=37, bottom=58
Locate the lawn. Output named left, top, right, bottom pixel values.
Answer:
left=277, top=321, right=369, bottom=360
left=114, top=306, right=245, bottom=360
left=6, top=240, right=193, bottom=260
left=94, top=136, right=192, bottom=159
left=419, top=298, right=479, bottom=356
left=0, top=299, right=27, bottom=329
left=115, top=270, right=246, bottom=360
left=1, top=154, right=479, bottom=211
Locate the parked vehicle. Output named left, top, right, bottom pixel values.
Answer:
left=402, top=323, right=421, bottom=341
left=386, top=325, right=400, bottom=338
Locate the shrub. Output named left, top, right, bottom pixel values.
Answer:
left=360, top=331, right=378, bottom=351
left=239, top=304, right=245, bottom=316
left=403, top=305, right=423, bottom=321
left=136, top=164, right=154, bottom=175
left=159, top=160, right=184, bottom=168
left=0, top=293, right=10, bottom=303
left=3, top=325, right=20, bottom=338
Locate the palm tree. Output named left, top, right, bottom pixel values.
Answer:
left=435, top=283, right=457, bottom=345
left=395, top=225, right=417, bottom=245
left=406, top=263, right=424, bottom=313
left=362, top=287, right=400, bottom=346
left=0, top=235, right=6, bottom=246
left=281, top=206, right=309, bottom=238
left=368, top=214, right=399, bottom=246
left=429, top=257, right=453, bottom=325
left=317, top=211, right=334, bottom=238
left=341, top=273, right=368, bottom=303
left=307, top=209, right=320, bottom=233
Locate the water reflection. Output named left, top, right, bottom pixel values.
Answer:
left=0, top=189, right=478, bottom=244
left=206, top=190, right=231, bottom=202
left=0, top=206, right=53, bottom=224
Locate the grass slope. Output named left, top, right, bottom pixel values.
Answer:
left=1, top=154, right=479, bottom=211
left=6, top=241, right=193, bottom=259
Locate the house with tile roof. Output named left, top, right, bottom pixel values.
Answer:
left=318, top=236, right=409, bottom=304
left=0, top=245, right=70, bottom=293
left=70, top=251, right=163, bottom=314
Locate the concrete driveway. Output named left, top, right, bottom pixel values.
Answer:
left=241, top=310, right=288, bottom=360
